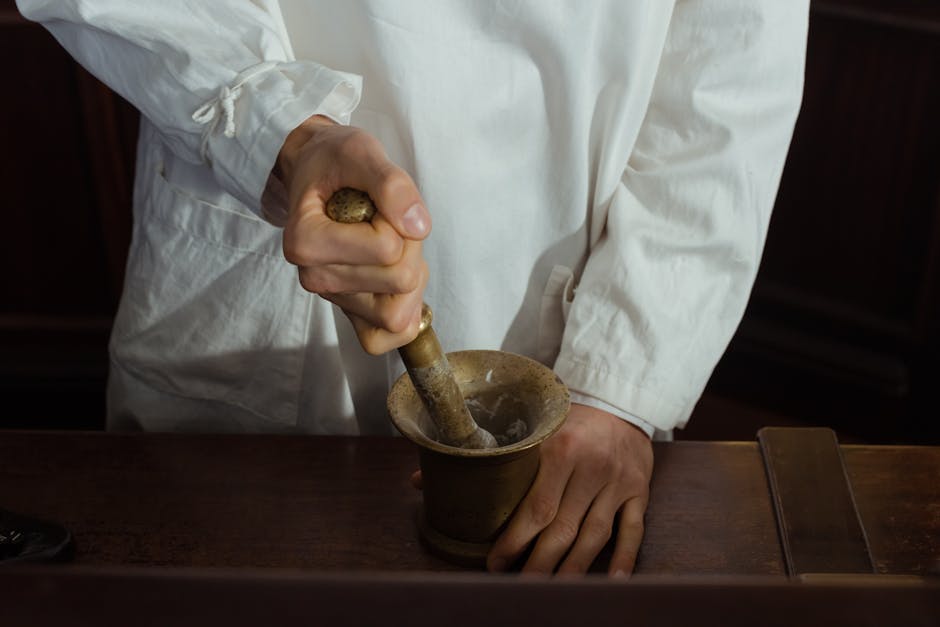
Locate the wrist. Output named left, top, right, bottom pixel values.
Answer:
left=275, top=114, right=336, bottom=188
left=568, top=393, right=655, bottom=439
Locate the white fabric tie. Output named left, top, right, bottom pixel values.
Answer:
left=192, top=61, right=278, bottom=161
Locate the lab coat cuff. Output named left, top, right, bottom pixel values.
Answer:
left=567, top=391, right=656, bottom=439
left=554, top=355, right=693, bottom=432
left=201, top=61, right=362, bottom=225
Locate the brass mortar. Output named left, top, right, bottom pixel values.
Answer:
left=387, top=349, right=570, bottom=567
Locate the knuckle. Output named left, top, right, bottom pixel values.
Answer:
left=546, top=430, right=579, bottom=464
left=336, top=129, right=380, bottom=162
left=419, top=258, right=430, bottom=283
left=283, top=228, right=327, bottom=268
left=390, top=264, right=420, bottom=294
left=616, top=519, right=645, bottom=553
left=586, top=454, right=615, bottom=480
left=297, top=271, right=320, bottom=294
left=527, top=494, right=559, bottom=529
left=357, top=329, right=387, bottom=356
left=372, top=233, right=404, bottom=266
left=298, top=269, right=336, bottom=295
left=282, top=234, right=308, bottom=266
left=375, top=167, right=414, bottom=201
left=621, top=517, right=645, bottom=536
left=581, top=515, right=613, bottom=546
left=377, top=303, right=412, bottom=335
left=359, top=340, right=385, bottom=356
left=547, top=517, right=580, bottom=547
left=283, top=201, right=324, bottom=266
left=609, top=456, right=625, bottom=478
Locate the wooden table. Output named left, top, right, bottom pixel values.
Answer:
left=0, top=431, right=937, bottom=625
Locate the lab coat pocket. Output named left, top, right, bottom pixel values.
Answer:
left=535, top=265, right=576, bottom=366
left=111, top=167, right=310, bottom=426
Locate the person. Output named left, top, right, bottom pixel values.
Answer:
left=17, top=1, right=808, bottom=575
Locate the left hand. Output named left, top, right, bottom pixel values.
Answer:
left=487, top=403, right=653, bottom=575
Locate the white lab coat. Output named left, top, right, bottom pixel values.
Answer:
left=18, top=1, right=808, bottom=435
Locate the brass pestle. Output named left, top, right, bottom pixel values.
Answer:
left=325, top=188, right=497, bottom=449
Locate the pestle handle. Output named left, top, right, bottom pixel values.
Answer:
left=325, top=188, right=496, bottom=449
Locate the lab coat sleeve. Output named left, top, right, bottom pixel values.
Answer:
left=553, top=1, right=808, bottom=432
left=16, top=0, right=361, bottom=222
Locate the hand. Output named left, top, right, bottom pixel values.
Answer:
left=487, top=403, right=653, bottom=576
left=276, top=115, right=431, bottom=355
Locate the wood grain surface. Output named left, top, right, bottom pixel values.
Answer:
left=1, top=432, right=937, bottom=575
left=844, top=445, right=940, bottom=575
left=0, top=432, right=446, bottom=570
left=2, top=431, right=939, bottom=626
left=1, top=567, right=938, bottom=627
left=758, top=428, right=874, bottom=575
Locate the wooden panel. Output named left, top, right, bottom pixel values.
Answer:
left=706, top=0, right=940, bottom=445
left=0, top=11, right=113, bottom=315
left=1, top=568, right=938, bottom=627
left=1, top=433, right=935, bottom=576
left=843, top=445, right=940, bottom=574
left=0, top=434, right=787, bottom=574
left=0, top=3, right=137, bottom=430
left=75, top=69, right=136, bottom=303
left=763, top=12, right=940, bottom=327
left=639, top=442, right=785, bottom=575
left=758, top=428, right=873, bottom=575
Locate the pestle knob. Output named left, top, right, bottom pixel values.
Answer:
left=325, top=188, right=497, bottom=449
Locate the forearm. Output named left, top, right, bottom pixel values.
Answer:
left=555, top=0, right=809, bottom=431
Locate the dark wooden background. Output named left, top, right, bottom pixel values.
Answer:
left=2, top=0, right=938, bottom=444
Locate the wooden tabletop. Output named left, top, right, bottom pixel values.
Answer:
left=1, top=430, right=937, bottom=576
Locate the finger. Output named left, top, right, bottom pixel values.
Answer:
left=332, top=292, right=422, bottom=338
left=327, top=262, right=427, bottom=336
left=608, top=496, right=647, bottom=577
left=362, top=163, right=431, bottom=241
left=284, top=211, right=407, bottom=267
left=555, top=484, right=621, bottom=575
left=298, top=241, right=426, bottom=295
left=346, top=307, right=423, bottom=355
left=410, top=470, right=423, bottom=490
left=323, top=139, right=431, bottom=241
left=521, top=468, right=606, bottom=574
left=285, top=123, right=429, bottom=240
left=486, top=455, right=576, bottom=573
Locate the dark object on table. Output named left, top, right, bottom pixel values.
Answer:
left=0, top=508, right=72, bottom=564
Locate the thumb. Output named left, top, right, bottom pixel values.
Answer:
left=397, top=201, right=432, bottom=240
left=365, top=168, right=432, bottom=240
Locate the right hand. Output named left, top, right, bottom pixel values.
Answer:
left=276, top=115, right=431, bottom=355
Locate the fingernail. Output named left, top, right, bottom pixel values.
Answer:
left=402, top=203, right=430, bottom=238
left=612, top=569, right=629, bottom=580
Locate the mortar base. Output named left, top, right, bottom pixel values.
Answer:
left=417, top=506, right=492, bottom=569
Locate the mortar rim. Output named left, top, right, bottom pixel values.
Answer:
left=387, top=349, right=570, bottom=458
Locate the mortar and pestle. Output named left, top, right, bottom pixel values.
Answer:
left=326, top=189, right=570, bottom=567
